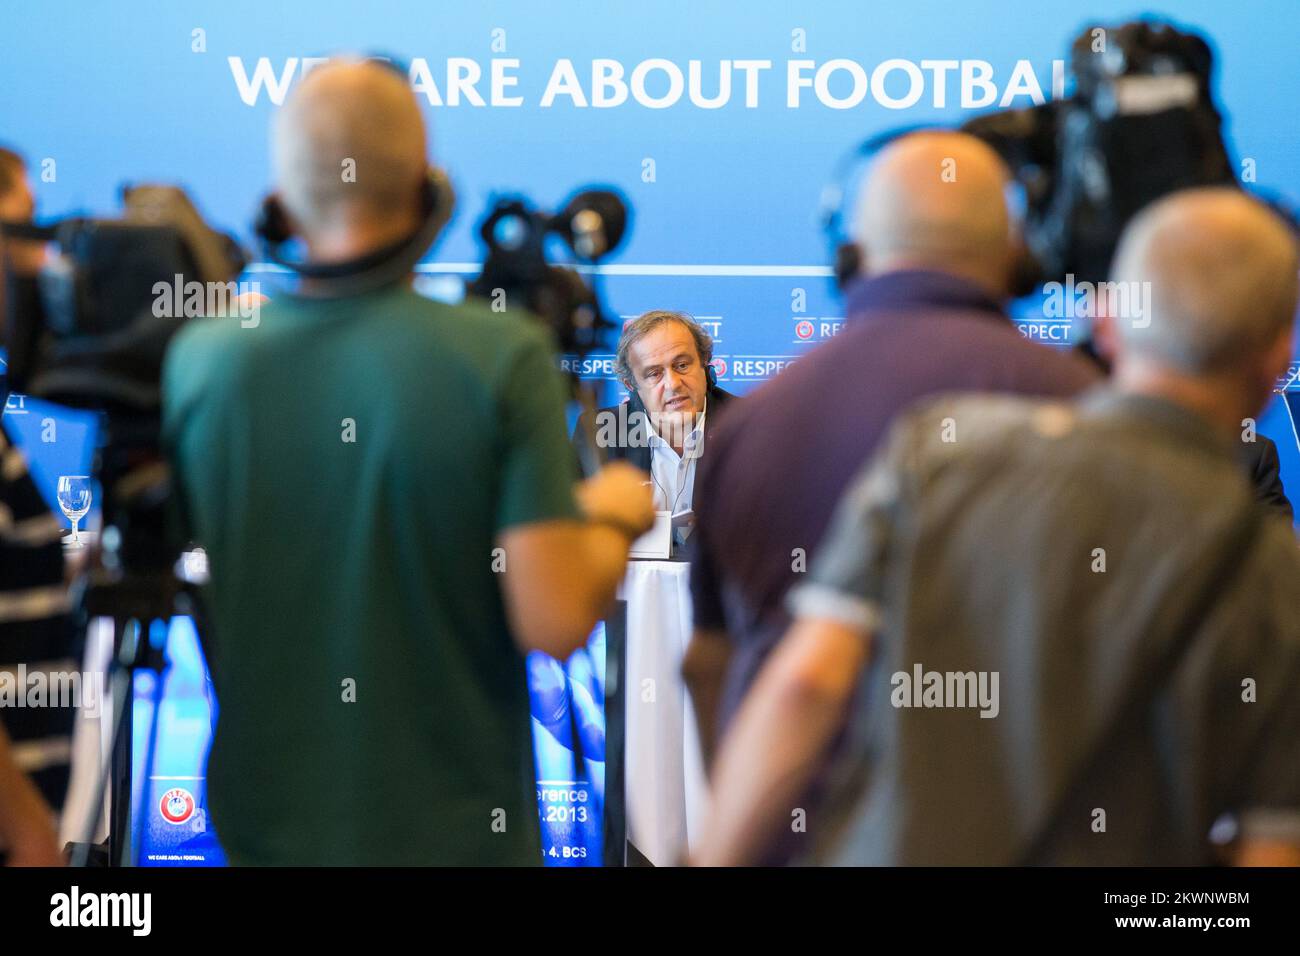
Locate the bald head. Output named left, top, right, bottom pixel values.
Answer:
left=272, top=59, right=427, bottom=243
left=1110, top=188, right=1299, bottom=376
left=854, top=132, right=1017, bottom=295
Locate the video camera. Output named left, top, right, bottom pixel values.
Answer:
left=2, top=186, right=244, bottom=614
left=467, top=189, right=628, bottom=357
left=4, top=186, right=245, bottom=408
left=962, top=19, right=1237, bottom=285
left=1, top=186, right=246, bottom=866
left=465, top=188, right=630, bottom=473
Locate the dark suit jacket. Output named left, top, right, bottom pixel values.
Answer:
left=1075, top=339, right=1293, bottom=520
left=1245, top=434, right=1294, bottom=522
left=571, top=386, right=737, bottom=483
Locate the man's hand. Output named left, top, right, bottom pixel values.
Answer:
left=498, top=463, right=653, bottom=661
left=576, top=461, right=655, bottom=538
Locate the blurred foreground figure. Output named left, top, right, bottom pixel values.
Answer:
left=0, top=148, right=73, bottom=864
left=697, top=188, right=1300, bottom=866
left=684, top=132, right=1098, bottom=859
left=163, top=59, right=652, bottom=864
left=0, top=723, right=61, bottom=866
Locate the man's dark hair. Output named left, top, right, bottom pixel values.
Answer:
left=616, top=309, right=714, bottom=390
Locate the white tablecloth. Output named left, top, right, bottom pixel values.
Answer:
left=618, top=559, right=708, bottom=866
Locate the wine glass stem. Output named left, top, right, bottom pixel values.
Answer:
left=71, top=517, right=79, bottom=546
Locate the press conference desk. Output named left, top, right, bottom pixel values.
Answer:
left=617, top=559, right=708, bottom=867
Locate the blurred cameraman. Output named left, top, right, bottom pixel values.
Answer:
left=0, top=146, right=71, bottom=866
left=162, top=59, right=653, bottom=865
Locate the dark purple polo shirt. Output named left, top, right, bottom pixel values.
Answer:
left=690, top=269, right=1102, bottom=735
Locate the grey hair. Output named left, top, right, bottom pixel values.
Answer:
left=616, top=310, right=714, bottom=388
left=1109, top=187, right=1300, bottom=374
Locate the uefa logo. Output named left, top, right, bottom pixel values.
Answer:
left=710, top=358, right=727, bottom=379
left=794, top=320, right=815, bottom=340
left=159, top=787, right=196, bottom=826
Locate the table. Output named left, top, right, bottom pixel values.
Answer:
left=618, top=559, right=708, bottom=866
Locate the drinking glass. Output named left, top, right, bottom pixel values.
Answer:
left=57, top=475, right=92, bottom=547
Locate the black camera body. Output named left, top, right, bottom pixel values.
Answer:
left=2, top=186, right=244, bottom=603
left=466, top=188, right=628, bottom=358
left=963, top=19, right=1237, bottom=285
left=4, top=185, right=244, bottom=410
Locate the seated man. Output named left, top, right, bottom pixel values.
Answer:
left=163, top=59, right=653, bottom=865
left=573, top=310, right=735, bottom=553
left=697, top=188, right=1300, bottom=866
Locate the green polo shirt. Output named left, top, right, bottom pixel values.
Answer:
left=162, top=283, right=579, bottom=865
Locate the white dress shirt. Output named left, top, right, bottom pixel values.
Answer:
left=647, top=404, right=707, bottom=547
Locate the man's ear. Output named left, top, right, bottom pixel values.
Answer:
left=1260, top=322, right=1296, bottom=392
left=255, top=192, right=298, bottom=245
left=1092, top=308, right=1121, bottom=366
left=834, top=243, right=863, bottom=290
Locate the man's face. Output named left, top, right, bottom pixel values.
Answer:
left=0, top=168, right=44, bottom=276
left=0, top=167, right=34, bottom=222
left=627, top=321, right=709, bottom=428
